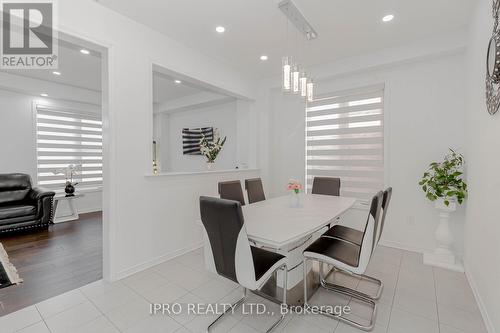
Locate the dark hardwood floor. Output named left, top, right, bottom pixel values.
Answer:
left=0, top=212, right=102, bottom=316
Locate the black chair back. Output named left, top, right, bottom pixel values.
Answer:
left=311, top=177, right=341, bottom=196
left=245, top=178, right=266, bottom=204
left=218, top=180, right=245, bottom=206
left=377, top=187, right=393, bottom=243
left=360, top=191, right=384, bottom=255
left=199, top=196, right=248, bottom=282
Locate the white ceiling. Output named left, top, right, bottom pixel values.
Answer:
left=97, top=0, right=475, bottom=79
left=153, top=72, right=206, bottom=104
left=1, top=40, right=102, bottom=92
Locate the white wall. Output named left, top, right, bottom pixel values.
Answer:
left=0, top=88, right=102, bottom=214
left=54, top=0, right=257, bottom=280
left=464, top=1, right=500, bottom=332
left=258, top=46, right=467, bottom=256
left=155, top=101, right=239, bottom=172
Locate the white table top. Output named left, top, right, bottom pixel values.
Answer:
left=54, top=193, right=84, bottom=200
left=242, top=194, right=356, bottom=249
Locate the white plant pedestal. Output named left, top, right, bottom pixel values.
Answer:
left=423, top=199, right=464, bottom=272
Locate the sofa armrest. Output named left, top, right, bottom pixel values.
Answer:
left=29, top=187, right=56, bottom=201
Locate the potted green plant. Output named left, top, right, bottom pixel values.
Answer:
left=419, top=149, right=467, bottom=271
left=419, top=149, right=467, bottom=208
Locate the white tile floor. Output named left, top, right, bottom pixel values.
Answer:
left=0, top=246, right=487, bottom=333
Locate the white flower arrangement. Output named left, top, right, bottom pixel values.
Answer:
left=199, top=131, right=227, bottom=163
left=53, top=164, right=81, bottom=186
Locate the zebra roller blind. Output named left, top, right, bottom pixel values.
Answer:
left=36, top=105, right=103, bottom=190
left=306, top=85, right=384, bottom=202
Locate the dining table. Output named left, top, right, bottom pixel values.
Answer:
left=199, top=193, right=356, bottom=305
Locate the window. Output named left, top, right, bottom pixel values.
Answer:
left=306, top=85, right=384, bottom=202
left=35, top=105, right=103, bottom=190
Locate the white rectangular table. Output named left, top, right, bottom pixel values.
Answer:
left=201, top=193, right=356, bottom=305
left=242, top=194, right=356, bottom=249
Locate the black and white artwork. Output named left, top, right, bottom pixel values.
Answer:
left=182, top=127, right=214, bottom=155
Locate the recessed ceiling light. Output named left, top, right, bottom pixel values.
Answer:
left=215, top=26, right=225, bottom=33
left=174, top=80, right=182, bottom=84
left=40, top=93, right=48, bottom=97
left=80, top=49, right=90, bottom=55
left=260, top=55, right=268, bottom=61
left=52, top=71, right=61, bottom=76
left=382, top=14, right=394, bottom=22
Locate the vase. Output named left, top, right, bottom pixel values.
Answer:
left=289, top=191, right=300, bottom=208
left=206, top=161, right=215, bottom=171
left=423, top=199, right=463, bottom=271
left=65, top=183, right=75, bottom=197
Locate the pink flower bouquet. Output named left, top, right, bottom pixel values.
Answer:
left=287, top=179, right=303, bottom=194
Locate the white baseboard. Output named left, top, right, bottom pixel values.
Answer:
left=378, top=239, right=428, bottom=254
left=464, top=264, right=497, bottom=333
left=114, top=242, right=203, bottom=281
left=78, top=207, right=102, bottom=214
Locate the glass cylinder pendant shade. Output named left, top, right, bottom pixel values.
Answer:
left=282, top=56, right=292, bottom=92
left=299, top=72, right=307, bottom=97
left=306, top=78, right=314, bottom=102
left=292, top=65, right=300, bottom=94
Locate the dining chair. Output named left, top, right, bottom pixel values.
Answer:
left=245, top=178, right=266, bottom=204
left=302, top=191, right=383, bottom=331
left=311, top=177, right=341, bottom=196
left=322, top=187, right=393, bottom=247
left=199, top=196, right=288, bottom=332
left=318, top=187, right=392, bottom=304
left=218, top=180, right=246, bottom=206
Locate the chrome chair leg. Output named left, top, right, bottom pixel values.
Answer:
left=303, top=257, right=377, bottom=331
left=207, top=264, right=288, bottom=333
left=320, top=265, right=384, bottom=301
left=207, top=288, right=246, bottom=332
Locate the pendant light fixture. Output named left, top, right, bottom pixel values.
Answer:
left=292, top=64, right=300, bottom=94
left=299, top=71, right=308, bottom=97
left=282, top=56, right=292, bottom=92
left=306, top=78, right=314, bottom=102
left=279, top=0, right=318, bottom=102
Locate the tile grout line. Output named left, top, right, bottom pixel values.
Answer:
left=33, top=306, right=52, bottom=333
left=385, top=250, right=404, bottom=333
left=432, top=268, right=441, bottom=333
left=80, top=285, right=125, bottom=332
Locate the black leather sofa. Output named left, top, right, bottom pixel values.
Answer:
left=0, top=173, right=55, bottom=233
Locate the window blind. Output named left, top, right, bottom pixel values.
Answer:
left=36, top=105, right=103, bottom=190
left=306, top=85, right=384, bottom=201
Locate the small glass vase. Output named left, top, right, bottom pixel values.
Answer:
left=290, top=190, right=300, bottom=208
left=206, top=161, right=215, bottom=171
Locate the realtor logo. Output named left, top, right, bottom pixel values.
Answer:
left=1, top=0, right=58, bottom=69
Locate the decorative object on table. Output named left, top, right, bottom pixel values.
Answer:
left=152, top=140, right=159, bottom=174
left=182, top=127, right=213, bottom=155
left=279, top=0, right=317, bottom=102
left=53, top=164, right=81, bottom=197
left=0, top=173, right=55, bottom=233
left=287, top=179, right=303, bottom=207
left=0, top=243, right=22, bottom=289
left=419, top=149, right=468, bottom=271
left=486, top=0, right=500, bottom=115
left=200, top=131, right=226, bottom=170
